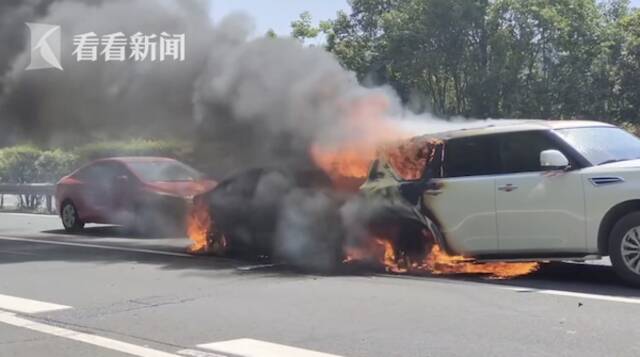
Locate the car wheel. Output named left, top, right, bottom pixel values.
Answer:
left=609, top=212, right=640, bottom=286
left=61, top=201, right=85, bottom=233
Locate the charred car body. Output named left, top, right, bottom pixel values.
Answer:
left=195, top=120, right=640, bottom=285
left=192, top=167, right=346, bottom=271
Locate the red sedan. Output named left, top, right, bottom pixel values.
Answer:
left=55, top=157, right=216, bottom=233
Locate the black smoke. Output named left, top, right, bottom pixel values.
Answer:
left=0, top=0, right=212, bottom=147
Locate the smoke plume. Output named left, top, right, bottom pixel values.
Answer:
left=0, top=0, right=212, bottom=147
left=0, top=0, right=413, bottom=169
left=0, top=0, right=479, bottom=271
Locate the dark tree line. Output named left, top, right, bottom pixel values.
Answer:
left=292, top=0, right=640, bottom=122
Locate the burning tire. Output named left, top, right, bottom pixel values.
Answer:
left=368, top=217, right=434, bottom=270
left=609, top=212, right=640, bottom=286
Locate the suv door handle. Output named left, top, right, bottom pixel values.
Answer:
left=425, top=190, right=442, bottom=196
left=498, top=184, right=518, bottom=192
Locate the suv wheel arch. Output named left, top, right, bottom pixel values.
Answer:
left=598, top=200, right=640, bottom=255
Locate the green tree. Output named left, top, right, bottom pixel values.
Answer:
left=34, top=149, right=78, bottom=183
left=489, top=0, right=605, bottom=119
left=0, top=146, right=43, bottom=209
left=382, top=0, right=491, bottom=115
left=291, top=11, right=322, bottom=43
left=617, top=9, right=640, bottom=121
left=322, top=0, right=630, bottom=122
left=0, top=146, right=41, bottom=184
left=325, top=1, right=401, bottom=83
left=265, top=28, right=278, bottom=39
left=324, top=0, right=492, bottom=116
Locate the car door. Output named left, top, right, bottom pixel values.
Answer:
left=79, top=162, right=120, bottom=223
left=70, top=163, right=105, bottom=221
left=495, top=131, right=587, bottom=253
left=424, top=135, right=500, bottom=255
left=108, top=162, right=138, bottom=222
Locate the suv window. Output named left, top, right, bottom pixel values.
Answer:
left=444, top=135, right=499, bottom=178
left=498, top=131, right=561, bottom=174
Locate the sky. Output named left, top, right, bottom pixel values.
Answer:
left=210, top=0, right=640, bottom=38
left=209, top=0, right=349, bottom=37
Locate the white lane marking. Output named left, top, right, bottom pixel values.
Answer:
left=0, top=311, right=181, bottom=357
left=504, top=286, right=640, bottom=304
left=0, top=236, right=193, bottom=258
left=0, top=294, right=70, bottom=314
left=177, top=349, right=227, bottom=357
left=198, top=338, right=344, bottom=357
left=0, top=213, right=58, bottom=218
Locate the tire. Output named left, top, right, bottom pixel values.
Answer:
left=609, top=212, right=640, bottom=286
left=396, top=220, right=433, bottom=263
left=60, top=201, right=85, bottom=233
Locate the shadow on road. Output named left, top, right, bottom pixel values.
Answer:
left=2, top=226, right=640, bottom=298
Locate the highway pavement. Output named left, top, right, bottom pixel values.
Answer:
left=0, top=212, right=639, bottom=356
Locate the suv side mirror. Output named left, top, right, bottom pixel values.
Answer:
left=540, top=150, right=570, bottom=170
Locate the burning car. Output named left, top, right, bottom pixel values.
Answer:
left=56, top=157, right=216, bottom=234
left=187, top=127, right=535, bottom=276
left=188, top=166, right=348, bottom=270
left=361, top=120, right=640, bottom=285
left=189, top=119, right=640, bottom=284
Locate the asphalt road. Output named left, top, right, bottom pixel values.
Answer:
left=0, top=213, right=639, bottom=357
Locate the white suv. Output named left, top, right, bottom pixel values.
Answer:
left=363, top=120, right=640, bottom=285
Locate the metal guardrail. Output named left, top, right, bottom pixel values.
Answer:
left=0, top=183, right=56, bottom=213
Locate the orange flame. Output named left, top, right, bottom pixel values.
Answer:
left=311, top=93, right=537, bottom=279
left=311, top=145, right=376, bottom=183
left=311, top=94, right=411, bottom=188
left=376, top=238, right=409, bottom=274
left=186, top=197, right=212, bottom=253
left=385, top=137, right=443, bottom=180
left=346, top=235, right=539, bottom=279
left=423, top=245, right=539, bottom=278
left=186, top=196, right=229, bottom=255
